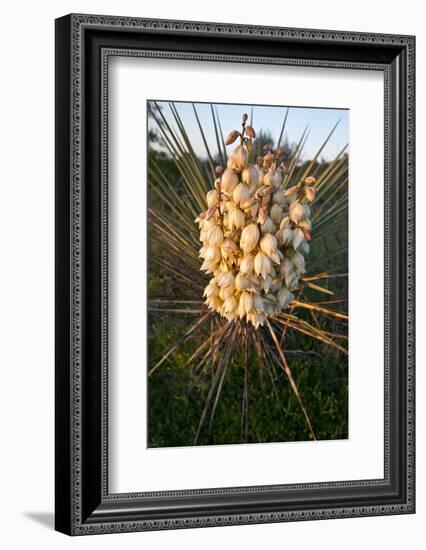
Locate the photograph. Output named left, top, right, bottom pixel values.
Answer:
left=0, top=0, right=419, bottom=545
left=147, top=100, right=349, bottom=448
left=52, top=11, right=415, bottom=537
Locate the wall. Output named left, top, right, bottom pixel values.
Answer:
left=0, top=0, right=422, bottom=548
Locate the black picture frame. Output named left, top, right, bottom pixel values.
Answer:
left=55, top=13, right=415, bottom=535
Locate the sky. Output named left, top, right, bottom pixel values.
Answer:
left=148, top=100, right=349, bottom=163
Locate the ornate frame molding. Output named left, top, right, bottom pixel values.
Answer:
left=55, top=14, right=415, bottom=535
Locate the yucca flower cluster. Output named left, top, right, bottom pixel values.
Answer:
left=196, top=115, right=316, bottom=328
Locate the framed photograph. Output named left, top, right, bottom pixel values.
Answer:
left=55, top=14, right=415, bottom=535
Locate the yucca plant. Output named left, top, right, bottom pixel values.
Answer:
left=147, top=101, right=348, bottom=446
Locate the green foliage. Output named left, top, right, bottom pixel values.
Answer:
left=148, top=313, right=348, bottom=447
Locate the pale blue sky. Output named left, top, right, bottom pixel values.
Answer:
left=149, top=101, right=349, bottom=162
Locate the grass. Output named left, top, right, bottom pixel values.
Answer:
left=148, top=312, right=348, bottom=447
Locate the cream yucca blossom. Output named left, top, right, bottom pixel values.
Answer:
left=221, top=168, right=239, bottom=193
left=254, top=251, right=272, bottom=279
left=238, top=291, right=254, bottom=318
left=240, top=255, right=254, bottom=275
left=235, top=272, right=255, bottom=292
left=240, top=223, right=260, bottom=254
left=196, top=115, right=316, bottom=326
left=305, top=186, right=316, bottom=203
left=289, top=201, right=306, bottom=223
left=219, top=285, right=234, bottom=300
left=278, top=226, right=294, bottom=246
left=233, top=182, right=251, bottom=206
left=292, top=227, right=305, bottom=250
left=206, top=189, right=220, bottom=208
left=264, top=167, right=283, bottom=188
left=221, top=238, right=238, bottom=261
left=233, top=145, right=249, bottom=171
left=270, top=203, right=283, bottom=223
left=292, top=251, right=306, bottom=273
left=223, top=295, right=238, bottom=314
left=273, top=188, right=286, bottom=205
left=206, top=225, right=224, bottom=246
left=227, top=203, right=245, bottom=230
left=218, top=271, right=235, bottom=288
left=203, top=280, right=219, bottom=298
left=204, top=246, right=221, bottom=262
left=260, top=274, right=273, bottom=293
left=260, top=216, right=274, bottom=234
left=260, top=233, right=279, bottom=264
left=277, top=286, right=294, bottom=308
left=242, top=166, right=259, bottom=188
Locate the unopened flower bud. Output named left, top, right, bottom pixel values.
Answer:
left=225, top=130, right=240, bottom=145
left=245, top=125, right=256, bottom=138
left=305, top=186, right=316, bottom=202
left=303, top=228, right=312, bottom=241
left=263, top=153, right=274, bottom=167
